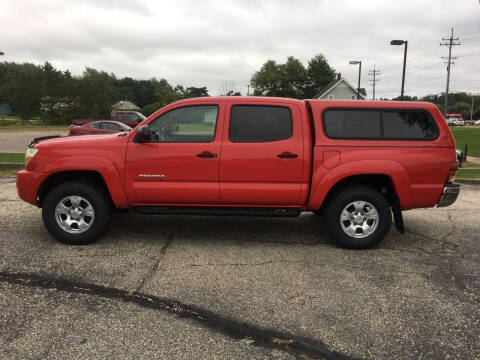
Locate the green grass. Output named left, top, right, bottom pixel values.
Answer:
left=0, top=153, right=24, bottom=163
left=456, top=168, right=480, bottom=179
left=451, top=127, right=480, bottom=157
left=0, top=169, right=18, bottom=177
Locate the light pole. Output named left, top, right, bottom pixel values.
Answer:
left=349, top=60, right=362, bottom=100
left=390, top=40, right=408, bottom=100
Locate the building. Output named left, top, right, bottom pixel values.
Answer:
left=112, top=100, right=140, bottom=111
left=315, top=73, right=366, bottom=100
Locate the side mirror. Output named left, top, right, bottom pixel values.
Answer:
left=135, top=125, right=151, bottom=143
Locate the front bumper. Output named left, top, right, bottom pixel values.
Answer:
left=437, top=182, right=460, bottom=207
left=16, top=170, right=50, bottom=206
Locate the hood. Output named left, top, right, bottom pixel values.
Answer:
left=33, top=133, right=124, bottom=150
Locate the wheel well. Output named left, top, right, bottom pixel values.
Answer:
left=37, top=171, right=113, bottom=208
left=318, top=174, right=398, bottom=213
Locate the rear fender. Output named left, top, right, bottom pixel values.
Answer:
left=307, top=160, right=412, bottom=210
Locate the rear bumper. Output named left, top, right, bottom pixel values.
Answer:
left=16, top=170, right=50, bottom=207
left=437, top=182, right=460, bottom=207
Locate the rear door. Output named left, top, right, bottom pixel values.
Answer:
left=125, top=102, right=224, bottom=205
left=220, top=102, right=304, bottom=206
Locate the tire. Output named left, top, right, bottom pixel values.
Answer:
left=42, top=181, right=111, bottom=245
left=325, top=186, right=392, bottom=249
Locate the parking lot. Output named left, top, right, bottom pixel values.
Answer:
left=0, top=177, right=479, bottom=359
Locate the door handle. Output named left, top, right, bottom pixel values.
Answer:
left=277, top=152, right=298, bottom=158
left=196, top=152, right=218, bottom=158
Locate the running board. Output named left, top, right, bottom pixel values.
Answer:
left=132, top=206, right=301, bottom=218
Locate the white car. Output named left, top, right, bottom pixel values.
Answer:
left=475, top=119, right=480, bottom=125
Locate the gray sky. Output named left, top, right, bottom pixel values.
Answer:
left=1, top=0, right=479, bottom=99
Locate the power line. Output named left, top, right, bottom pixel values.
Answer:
left=440, top=28, right=460, bottom=114
left=368, top=65, right=381, bottom=100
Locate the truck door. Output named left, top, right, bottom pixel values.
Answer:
left=125, top=103, right=224, bottom=205
left=219, top=102, right=304, bottom=206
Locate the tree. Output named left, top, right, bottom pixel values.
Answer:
left=8, top=63, right=43, bottom=122
left=281, top=56, right=307, bottom=98
left=0, top=61, right=217, bottom=124
left=251, top=60, right=283, bottom=97
left=450, top=102, right=471, bottom=117
left=303, top=54, right=336, bottom=98
left=184, top=86, right=209, bottom=98
left=250, top=55, right=335, bottom=99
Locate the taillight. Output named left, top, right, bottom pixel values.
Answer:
left=447, top=157, right=458, bottom=183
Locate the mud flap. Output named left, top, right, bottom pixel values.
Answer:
left=391, top=201, right=405, bottom=234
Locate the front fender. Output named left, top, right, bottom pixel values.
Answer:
left=307, top=160, right=412, bottom=211
left=31, top=156, right=128, bottom=209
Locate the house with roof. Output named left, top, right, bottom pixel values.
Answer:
left=314, top=73, right=366, bottom=100
left=112, top=100, right=141, bottom=111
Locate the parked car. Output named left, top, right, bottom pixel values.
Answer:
left=456, top=147, right=464, bottom=167
left=71, top=111, right=146, bottom=128
left=474, top=119, right=480, bottom=125
left=445, top=114, right=465, bottom=126
left=17, top=97, right=460, bottom=249
left=69, top=121, right=132, bottom=136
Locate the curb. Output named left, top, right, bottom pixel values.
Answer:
left=0, top=163, right=23, bottom=170
left=456, top=178, right=480, bottom=185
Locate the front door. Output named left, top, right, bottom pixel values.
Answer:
left=125, top=103, right=224, bottom=205
left=220, top=102, right=304, bottom=206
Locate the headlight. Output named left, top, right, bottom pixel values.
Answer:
left=25, top=147, right=39, bottom=165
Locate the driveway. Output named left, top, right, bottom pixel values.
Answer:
left=0, top=178, right=479, bottom=359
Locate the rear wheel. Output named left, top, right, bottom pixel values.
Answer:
left=325, top=186, right=392, bottom=249
left=42, top=182, right=110, bottom=245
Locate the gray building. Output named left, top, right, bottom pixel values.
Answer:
left=315, top=74, right=366, bottom=100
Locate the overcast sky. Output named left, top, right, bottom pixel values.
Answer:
left=1, top=0, right=479, bottom=99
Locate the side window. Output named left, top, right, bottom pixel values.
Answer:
left=117, top=113, right=125, bottom=122
left=90, top=122, right=100, bottom=129
left=101, top=122, right=119, bottom=130
left=148, top=105, right=218, bottom=143
left=383, top=111, right=438, bottom=139
left=323, top=110, right=381, bottom=139
left=127, top=113, right=139, bottom=122
left=229, top=105, right=292, bottom=143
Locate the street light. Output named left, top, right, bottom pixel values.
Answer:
left=349, top=60, right=362, bottom=100
left=390, top=40, right=408, bottom=100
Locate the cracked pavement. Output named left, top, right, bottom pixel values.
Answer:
left=0, top=177, right=479, bottom=359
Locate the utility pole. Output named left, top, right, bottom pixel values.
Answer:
left=368, top=65, right=381, bottom=100
left=440, top=28, right=460, bottom=114
left=471, top=93, right=477, bottom=122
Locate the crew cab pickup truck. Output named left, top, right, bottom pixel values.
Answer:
left=71, top=110, right=146, bottom=128
left=17, top=97, right=460, bottom=249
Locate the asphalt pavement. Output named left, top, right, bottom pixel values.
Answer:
left=0, top=177, right=479, bottom=359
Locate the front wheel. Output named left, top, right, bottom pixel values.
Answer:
left=42, top=182, right=110, bottom=245
left=325, top=186, right=392, bottom=249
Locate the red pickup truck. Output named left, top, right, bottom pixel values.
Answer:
left=72, top=111, right=146, bottom=128
left=17, top=97, right=460, bottom=249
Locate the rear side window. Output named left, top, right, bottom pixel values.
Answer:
left=229, top=105, right=292, bottom=143
left=383, top=111, right=438, bottom=139
left=323, top=110, right=381, bottom=139
left=323, top=109, right=438, bottom=140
